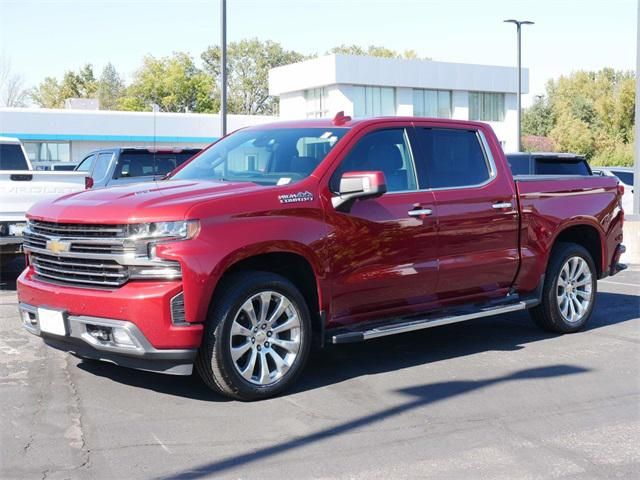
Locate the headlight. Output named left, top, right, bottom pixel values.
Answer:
left=127, top=220, right=200, bottom=241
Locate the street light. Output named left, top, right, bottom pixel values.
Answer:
left=220, top=0, right=227, bottom=137
left=504, top=19, right=534, bottom=152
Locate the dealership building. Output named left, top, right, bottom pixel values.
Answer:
left=270, top=54, right=528, bottom=152
left=0, top=54, right=527, bottom=167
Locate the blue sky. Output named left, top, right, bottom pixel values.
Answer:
left=0, top=0, right=636, bottom=105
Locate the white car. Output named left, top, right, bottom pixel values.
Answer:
left=0, top=137, right=89, bottom=267
left=592, top=167, right=634, bottom=214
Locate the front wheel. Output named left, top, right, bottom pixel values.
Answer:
left=196, top=271, right=312, bottom=401
left=529, top=242, right=597, bottom=333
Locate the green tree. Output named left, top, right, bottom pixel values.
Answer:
left=327, top=44, right=429, bottom=60
left=522, top=96, right=554, bottom=136
left=30, top=64, right=98, bottom=107
left=120, top=53, right=216, bottom=113
left=202, top=38, right=305, bottom=115
left=522, top=69, right=635, bottom=165
left=97, top=62, right=125, bottom=110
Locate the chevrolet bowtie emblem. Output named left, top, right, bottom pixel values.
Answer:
left=46, top=238, right=71, bottom=255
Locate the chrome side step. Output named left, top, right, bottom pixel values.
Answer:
left=331, top=299, right=538, bottom=344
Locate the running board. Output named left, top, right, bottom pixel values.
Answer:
left=330, top=298, right=539, bottom=344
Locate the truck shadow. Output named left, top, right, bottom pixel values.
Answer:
left=75, top=291, right=638, bottom=402
left=156, top=364, right=590, bottom=479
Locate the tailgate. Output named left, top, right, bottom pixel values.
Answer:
left=0, top=171, right=87, bottom=221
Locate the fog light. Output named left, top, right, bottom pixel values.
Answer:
left=87, top=325, right=112, bottom=342
left=112, top=327, right=136, bottom=347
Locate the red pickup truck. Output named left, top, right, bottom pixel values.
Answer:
left=18, top=115, right=626, bottom=400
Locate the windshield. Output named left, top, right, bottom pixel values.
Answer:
left=171, top=127, right=348, bottom=185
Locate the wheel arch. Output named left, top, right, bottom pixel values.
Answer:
left=206, top=245, right=326, bottom=347
left=548, top=221, right=605, bottom=278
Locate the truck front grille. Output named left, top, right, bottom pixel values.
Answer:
left=23, top=220, right=181, bottom=289
left=30, top=253, right=129, bottom=287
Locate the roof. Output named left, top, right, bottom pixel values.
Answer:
left=0, top=136, right=21, bottom=144
left=507, top=152, right=586, bottom=160
left=269, top=54, right=528, bottom=96
left=241, top=115, right=492, bottom=131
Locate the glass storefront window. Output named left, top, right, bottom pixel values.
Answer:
left=469, top=92, right=505, bottom=121
left=22, top=141, right=71, bottom=162
left=413, top=89, right=451, bottom=118
left=353, top=86, right=396, bottom=117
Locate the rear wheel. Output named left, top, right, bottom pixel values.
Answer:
left=196, top=271, right=311, bottom=401
left=530, top=242, right=597, bottom=333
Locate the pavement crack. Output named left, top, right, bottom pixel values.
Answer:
left=63, top=355, right=92, bottom=473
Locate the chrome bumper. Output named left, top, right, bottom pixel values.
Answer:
left=19, top=303, right=196, bottom=375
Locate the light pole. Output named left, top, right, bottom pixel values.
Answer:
left=504, top=19, right=534, bottom=152
left=220, top=0, right=227, bottom=137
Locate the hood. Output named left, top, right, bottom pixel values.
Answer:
left=28, top=179, right=265, bottom=224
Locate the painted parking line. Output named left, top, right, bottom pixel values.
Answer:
left=599, top=280, right=640, bottom=288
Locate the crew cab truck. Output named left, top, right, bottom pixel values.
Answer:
left=74, top=147, right=201, bottom=189
left=0, top=136, right=89, bottom=268
left=18, top=115, right=625, bottom=401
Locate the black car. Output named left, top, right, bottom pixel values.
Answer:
left=506, top=152, right=592, bottom=176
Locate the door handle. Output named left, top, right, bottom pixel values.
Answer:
left=408, top=208, right=433, bottom=217
left=492, top=202, right=513, bottom=209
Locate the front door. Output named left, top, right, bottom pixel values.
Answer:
left=324, top=125, right=439, bottom=326
left=412, top=124, right=519, bottom=302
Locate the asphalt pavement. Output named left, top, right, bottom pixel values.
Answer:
left=1, top=258, right=639, bottom=479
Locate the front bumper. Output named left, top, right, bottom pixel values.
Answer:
left=19, top=302, right=197, bottom=375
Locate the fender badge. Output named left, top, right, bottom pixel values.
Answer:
left=278, top=191, right=314, bottom=204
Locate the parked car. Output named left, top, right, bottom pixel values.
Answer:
left=74, top=147, right=201, bottom=188
left=18, top=115, right=625, bottom=400
left=0, top=136, right=89, bottom=268
left=592, top=167, right=634, bottom=213
left=506, top=152, right=592, bottom=176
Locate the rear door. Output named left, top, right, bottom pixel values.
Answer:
left=413, top=124, right=519, bottom=302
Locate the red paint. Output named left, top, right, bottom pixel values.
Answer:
left=18, top=117, right=624, bottom=350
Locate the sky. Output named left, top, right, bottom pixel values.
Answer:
left=0, top=0, right=637, bottom=106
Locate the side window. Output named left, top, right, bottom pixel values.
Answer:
left=506, top=155, right=531, bottom=175
left=414, top=128, right=491, bottom=189
left=92, top=153, right=113, bottom=182
left=330, top=128, right=417, bottom=193
left=75, top=154, right=96, bottom=173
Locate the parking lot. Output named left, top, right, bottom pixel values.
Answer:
left=1, top=258, right=639, bottom=479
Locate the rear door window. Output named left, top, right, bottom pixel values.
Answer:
left=534, top=158, right=590, bottom=175
left=75, top=154, right=97, bottom=173
left=413, top=128, right=492, bottom=189
left=92, top=153, right=113, bottom=182
left=610, top=170, right=633, bottom=185
left=0, top=144, right=29, bottom=170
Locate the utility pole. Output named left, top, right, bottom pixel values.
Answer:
left=504, top=19, right=534, bottom=152
left=220, top=0, right=227, bottom=137
left=634, top=0, right=639, bottom=215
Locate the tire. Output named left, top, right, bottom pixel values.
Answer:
left=529, top=242, right=597, bottom=333
left=196, top=271, right=312, bottom=401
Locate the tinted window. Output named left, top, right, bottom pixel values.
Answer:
left=76, top=155, right=96, bottom=172
left=92, top=153, right=113, bottom=182
left=116, top=151, right=199, bottom=178
left=331, top=128, right=417, bottom=193
left=415, top=128, right=490, bottom=188
left=535, top=158, right=590, bottom=175
left=173, top=129, right=346, bottom=186
left=0, top=144, right=29, bottom=170
left=611, top=171, right=633, bottom=185
left=506, top=154, right=531, bottom=175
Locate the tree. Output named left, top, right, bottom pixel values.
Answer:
left=120, top=53, right=216, bottom=113
left=522, top=96, right=554, bottom=137
left=202, top=38, right=305, bottom=115
left=327, top=44, right=429, bottom=60
left=0, top=55, right=28, bottom=107
left=522, top=69, right=635, bottom=165
left=30, top=64, right=98, bottom=108
left=97, top=63, right=125, bottom=110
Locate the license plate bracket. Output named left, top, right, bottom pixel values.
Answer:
left=37, top=308, right=67, bottom=336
